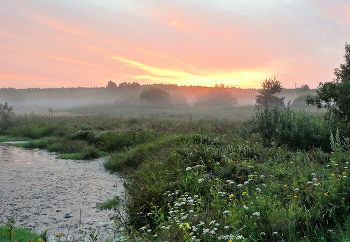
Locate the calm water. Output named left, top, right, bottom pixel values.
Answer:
left=0, top=144, right=124, bottom=239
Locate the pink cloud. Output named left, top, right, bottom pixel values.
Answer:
left=0, top=0, right=349, bottom=89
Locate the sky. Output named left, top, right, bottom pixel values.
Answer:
left=1, top=0, right=350, bottom=89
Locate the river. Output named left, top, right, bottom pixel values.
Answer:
left=0, top=143, right=125, bottom=240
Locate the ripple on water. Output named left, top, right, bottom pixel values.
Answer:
left=0, top=144, right=125, bottom=239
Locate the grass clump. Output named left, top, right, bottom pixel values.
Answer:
left=0, top=217, right=47, bottom=242
left=97, top=197, right=121, bottom=210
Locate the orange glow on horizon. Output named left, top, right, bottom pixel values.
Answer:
left=111, top=55, right=266, bottom=88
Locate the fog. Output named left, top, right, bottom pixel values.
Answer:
left=0, top=83, right=316, bottom=117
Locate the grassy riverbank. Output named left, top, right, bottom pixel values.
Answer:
left=0, top=217, right=46, bottom=242
left=2, top=105, right=350, bottom=241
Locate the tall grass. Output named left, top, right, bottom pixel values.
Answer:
left=109, top=132, right=350, bottom=241
left=3, top=106, right=350, bottom=241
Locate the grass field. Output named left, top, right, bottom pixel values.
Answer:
left=66, top=104, right=324, bottom=120
left=3, top=104, right=350, bottom=242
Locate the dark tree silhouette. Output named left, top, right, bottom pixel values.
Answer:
left=106, top=81, right=117, bottom=92
left=195, top=84, right=237, bottom=106
left=307, top=43, right=350, bottom=120
left=255, top=77, right=285, bottom=109
left=139, top=86, right=172, bottom=107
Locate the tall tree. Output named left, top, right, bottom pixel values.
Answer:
left=255, top=77, right=285, bottom=109
left=106, top=80, right=117, bottom=92
left=306, top=43, right=350, bottom=120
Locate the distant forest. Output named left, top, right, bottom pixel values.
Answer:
left=0, top=81, right=314, bottom=112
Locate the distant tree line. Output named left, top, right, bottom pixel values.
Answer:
left=195, top=84, right=237, bottom=107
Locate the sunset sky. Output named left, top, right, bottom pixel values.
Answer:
left=1, top=0, right=350, bottom=89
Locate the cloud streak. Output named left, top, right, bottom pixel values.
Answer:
left=0, top=0, right=349, bottom=89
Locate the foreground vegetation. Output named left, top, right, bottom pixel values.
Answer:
left=0, top=217, right=47, bottom=242
left=1, top=103, right=350, bottom=241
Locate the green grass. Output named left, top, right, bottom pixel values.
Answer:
left=0, top=224, right=46, bottom=242
left=67, top=104, right=325, bottom=121
left=57, top=151, right=109, bottom=160
left=13, top=137, right=52, bottom=149
left=97, top=197, right=121, bottom=210
left=2, top=104, right=350, bottom=241
left=0, top=135, right=30, bottom=142
left=109, top=135, right=350, bottom=241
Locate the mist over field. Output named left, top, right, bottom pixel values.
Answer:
left=0, top=82, right=316, bottom=119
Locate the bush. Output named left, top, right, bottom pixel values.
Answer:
left=250, top=106, right=332, bottom=150
left=0, top=102, right=14, bottom=129
left=291, top=94, right=310, bottom=107
left=139, top=86, right=172, bottom=108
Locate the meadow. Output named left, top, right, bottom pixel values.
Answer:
left=3, top=104, right=350, bottom=241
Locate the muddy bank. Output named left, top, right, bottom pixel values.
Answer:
left=0, top=144, right=124, bottom=240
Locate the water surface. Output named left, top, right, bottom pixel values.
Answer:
left=0, top=144, right=124, bottom=239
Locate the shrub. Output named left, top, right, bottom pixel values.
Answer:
left=0, top=102, right=14, bottom=129
left=250, top=106, right=332, bottom=150
left=139, top=86, right=172, bottom=108
left=291, top=94, right=310, bottom=107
